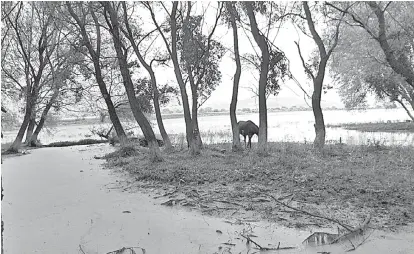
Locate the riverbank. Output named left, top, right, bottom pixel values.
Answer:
left=104, top=142, right=414, bottom=231
left=328, top=121, right=414, bottom=133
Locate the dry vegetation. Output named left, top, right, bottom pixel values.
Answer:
left=104, top=141, right=414, bottom=231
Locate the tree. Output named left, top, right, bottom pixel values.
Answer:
left=224, top=2, right=242, bottom=151
left=120, top=2, right=173, bottom=150
left=145, top=2, right=224, bottom=155
left=179, top=2, right=224, bottom=155
left=294, top=2, right=344, bottom=149
left=330, top=19, right=414, bottom=120
left=66, top=2, right=128, bottom=145
left=28, top=34, right=85, bottom=146
left=3, top=2, right=60, bottom=152
left=144, top=2, right=193, bottom=148
left=244, top=2, right=270, bottom=154
left=101, top=2, right=162, bottom=161
left=328, top=1, right=414, bottom=120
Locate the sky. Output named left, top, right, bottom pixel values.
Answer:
left=142, top=2, right=346, bottom=111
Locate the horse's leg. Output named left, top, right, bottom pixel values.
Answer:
left=248, top=135, right=252, bottom=149
left=244, top=135, right=247, bottom=149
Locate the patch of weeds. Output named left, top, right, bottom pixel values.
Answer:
left=104, top=145, right=140, bottom=159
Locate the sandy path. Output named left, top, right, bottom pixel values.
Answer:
left=0, top=145, right=306, bottom=254
left=2, top=144, right=414, bottom=254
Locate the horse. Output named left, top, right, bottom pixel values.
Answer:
left=238, top=120, right=259, bottom=149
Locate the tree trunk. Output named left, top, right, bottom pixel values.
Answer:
left=245, top=3, right=269, bottom=155
left=137, top=58, right=172, bottom=151
left=120, top=4, right=173, bottom=150
left=151, top=77, right=173, bottom=150
left=24, top=114, right=36, bottom=144
left=395, top=98, right=414, bottom=121
left=8, top=100, right=33, bottom=152
left=104, top=2, right=162, bottom=162
left=312, top=78, right=326, bottom=149
left=148, top=2, right=192, bottom=146
left=102, top=91, right=127, bottom=145
left=67, top=3, right=127, bottom=146
left=187, top=64, right=202, bottom=156
left=368, top=2, right=414, bottom=88
left=228, top=2, right=242, bottom=152
left=29, top=93, right=58, bottom=146
left=303, top=2, right=329, bottom=149
left=170, top=3, right=193, bottom=147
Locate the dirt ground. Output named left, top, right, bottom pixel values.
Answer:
left=104, top=142, right=414, bottom=232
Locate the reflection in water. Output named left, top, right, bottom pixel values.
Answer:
left=2, top=109, right=413, bottom=146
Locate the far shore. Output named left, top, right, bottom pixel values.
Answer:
left=328, top=121, right=414, bottom=133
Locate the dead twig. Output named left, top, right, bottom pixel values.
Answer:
left=153, top=187, right=178, bottom=199
left=79, top=244, right=86, bottom=254
left=213, top=199, right=245, bottom=207
left=240, top=234, right=265, bottom=250
left=240, top=234, right=296, bottom=251
left=160, top=198, right=185, bottom=206
left=331, top=215, right=372, bottom=244
left=345, top=228, right=374, bottom=252
left=266, top=194, right=353, bottom=231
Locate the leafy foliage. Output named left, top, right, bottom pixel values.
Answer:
left=242, top=47, right=289, bottom=97
left=330, top=2, right=414, bottom=115
left=179, top=13, right=225, bottom=107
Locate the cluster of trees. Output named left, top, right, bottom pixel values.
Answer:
left=1, top=2, right=413, bottom=160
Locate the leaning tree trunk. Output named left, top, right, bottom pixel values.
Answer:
left=120, top=2, right=173, bottom=151
left=104, top=2, right=162, bottom=161
left=148, top=2, right=192, bottom=146
left=24, top=114, right=36, bottom=144
left=151, top=78, right=173, bottom=150
left=8, top=95, right=34, bottom=152
left=312, top=76, right=326, bottom=149
left=227, top=2, right=242, bottom=152
left=29, top=92, right=58, bottom=146
left=395, top=98, right=414, bottom=121
left=246, top=3, right=269, bottom=155
left=67, top=2, right=127, bottom=146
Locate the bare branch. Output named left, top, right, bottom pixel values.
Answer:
left=294, top=41, right=315, bottom=80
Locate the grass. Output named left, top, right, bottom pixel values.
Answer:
left=328, top=121, right=414, bottom=133
left=105, top=141, right=414, bottom=230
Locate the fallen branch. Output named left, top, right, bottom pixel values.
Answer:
left=331, top=215, right=372, bottom=244
left=160, top=198, right=185, bottom=206
left=79, top=244, right=86, bottom=254
left=240, top=234, right=296, bottom=251
left=266, top=194, right=353, bottom=231
left=240, top=234, right=266, bottom=250
left=213, top=199, right=245, bottom=207
left=346, top=228, right=374, bottom=252
left=153, top=188, right=178, bottom=199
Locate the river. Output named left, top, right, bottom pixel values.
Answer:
left=2, top=108, right=413, bottom=146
